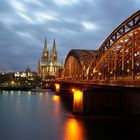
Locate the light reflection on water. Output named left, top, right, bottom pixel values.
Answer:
left=64, top=118, right=85, bottom=140
left=0, top=91, right=139, bottom=140
left=52, top=95, right=61, bottom=114
left=0, top=91, right=88, bottom=140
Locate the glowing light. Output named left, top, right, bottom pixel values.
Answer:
left=10, top=91, right=14, bottom=95
left=28, top=91, right=31, bottom=95
left=52, top=95, right=60, bottom=114
left=52, top=95, right=59, bottom=101
left=74, top=90, right=83, bottom=102
left=2, top=91, right=6, bottom=94
left=136, top=62, right=139, bottom=66
left=55, top=83, right=60, bottom=90
left=55, top=83, right=60, bottom=94
left=64, top=118, right=85, bottom=140
left=71, top=88, right=76, bottom=92
left=39, top=92, right=43, bottom=96
left=72, top=89, right=83, bottom=113
left=45, top=84, right=49, bottom=88
left=2, top=91, right=8, bottom=95
left=11, top=81, right=15, bottom=85
left=98, top=72, right=102, bottom=76
left=93, top=68, right=97, bottom=73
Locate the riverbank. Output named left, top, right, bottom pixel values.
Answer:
left=0, top=86, right=35, bottom=91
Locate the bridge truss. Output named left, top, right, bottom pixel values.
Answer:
left=92, top=10, right=140, bottom=80
left=62, top=10, right=140, bottom=86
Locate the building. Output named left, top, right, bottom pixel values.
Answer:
left=38, top=38, right=63, bottom=80
left=0, top=66, right=41, bottom=88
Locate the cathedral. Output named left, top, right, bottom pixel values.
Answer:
left=38, top=38, right=63, bottom=80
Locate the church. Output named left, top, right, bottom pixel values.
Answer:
left=38, top=38, right=63, bottom=80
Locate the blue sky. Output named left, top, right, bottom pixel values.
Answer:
left=0, top=0, right=139, bottom=71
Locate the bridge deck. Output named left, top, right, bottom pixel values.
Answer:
left=55, top=78, right=140, bottom=88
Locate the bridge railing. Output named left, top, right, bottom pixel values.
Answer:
left=55, top=77, right=140, bottom=87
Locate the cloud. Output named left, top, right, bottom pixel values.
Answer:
left=10, top=0, right=27, bottom=12
left=82, top=21, right=97, bottom=30
left=16, top=31, right=33, bottom=38
left=53, top=0, right=80, bottom=6
left=0, top=0, right=139, bottom=71
left=0, top=15, right=18, bottom=27
left=34, top=11, right=59, bottom=23
left=23, top=0, right=45, bottom=7
left=17, top=12, right=35, bottom=24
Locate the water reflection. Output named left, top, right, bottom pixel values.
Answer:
left=18, top=91, right=21, bottom=95
left=52, top=95, right=60, bottom=101
left=10, top=91, right=14, bottom=95
left=64, top=118, right=86, bottom=140
left=2, top=90, right=8, bottom=95
left=38, top=92, right=43, bottom=96
left=27, top=91, right=31, bottom=95
left=52, top=95, right=61, bottom=115
left=0, top=91, right=139, bottom=140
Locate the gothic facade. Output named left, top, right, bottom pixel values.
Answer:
left=38, top=38, right=63, bottom=80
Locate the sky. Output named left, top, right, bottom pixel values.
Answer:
left=0, top=0, right=139, bottom=71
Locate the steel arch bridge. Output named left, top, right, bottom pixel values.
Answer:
left=63, top=49, right=97, bottom=79
left=61, top=10, right=140, bottom=87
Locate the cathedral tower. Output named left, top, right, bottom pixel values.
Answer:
left=50, top=38, right=57, bottom=63
left=38, top=37, right=62, bottom=79
left=41, top=38, right=49, bottom=63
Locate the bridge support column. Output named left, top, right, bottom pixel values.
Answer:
left=131, top=32, right=135, bottom=79
left=72, top=89, right=84, bottom=114
left=55, top=83, right=61, bottom=94
left=114, top=45, right=117, bottom=80
left=122, top=37, right=126, bottom=79
left=108, top=53, right=110, bottom=80
left=132, top=46, right=134, bottom=79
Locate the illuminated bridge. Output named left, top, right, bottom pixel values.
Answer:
left=56, top=10, right=140, bottom=89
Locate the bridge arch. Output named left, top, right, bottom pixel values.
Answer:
left=63, top=49, right=97, bottom=79
left=55, top=10, right=140, bottom=88
left=91, top=10, right=140, bottom=80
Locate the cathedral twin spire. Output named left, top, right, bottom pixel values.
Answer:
left=50, top=38, right=57, bottom=62
left=42, top=38, right=57, bottom=63
left=38, top=37, right=62, bottom=78
left=44, top=38, right=48, bottom=52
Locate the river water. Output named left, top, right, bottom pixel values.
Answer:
left=0, top=90, right=139, bottom=140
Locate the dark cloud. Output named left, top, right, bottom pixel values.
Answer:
left=0, top=0, right=139, bottom=71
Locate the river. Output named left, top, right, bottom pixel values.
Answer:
left=0, top=90, right=139, bottom=140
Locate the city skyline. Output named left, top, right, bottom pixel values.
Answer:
left=0, top=0, right=139, bottom=71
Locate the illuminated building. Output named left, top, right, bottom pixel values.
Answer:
left=38, top=38, right=63, bottom=80
left=14, top=66, right=34, bottom=78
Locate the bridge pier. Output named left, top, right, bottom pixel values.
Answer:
left=54, top=81, right=140, bottom=115
left=54, top=82, right=86, bottom=114
left=55, top=83, right=60, bottom=94
left=72, top=89, right=84, bottom=114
